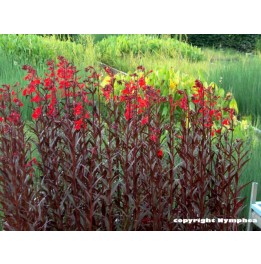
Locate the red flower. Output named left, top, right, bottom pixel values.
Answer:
left=26, top=83, right=36, bottom=95
left=13, top=98, right=24, bottom=107
left=46, top=94, right=52, bottom=100
left=157, top=149, right=163, bottom=159
left=44, top=78, right=52, bottom=87
left=121, top=83, right=133, bottom=96
left=74, top=103, right=83, bottom=116
left=59, top=80, right=71, bottom=89
left=222, top=119, right=230, bottom=126
left=74, top=118, right=86, bottom=130
left=124, top=104, right=133, bottom=121
left=192, top=98, right=201, bottom=104
left=137, top=96, right=149, bottom=113
left=209, top=109, right=215, bottom=116
left=85, top=112, right=90, bottom=119
left=32, top=79, right=41, bottom=85
left=215, top=111, right=222, bottom=120
left=0, top=117, right=4, bottom=122
left=101, top=85, right=113, bottom=101
left=195, top=79, right=204, bottom=89
left=7, top=111, right=21, bottom=124
left=204, top=122, right=213, bottom=128
left=48, top=104, right=55, bottom=116
left=30, top=94, right=41, bottom=103
left=32, top=107, right=42, bottom=120
left=141, top=115, right=149, bottom=125
left=22, top=89, right=27, bottom=96
left=138, top=77, right=146, bottom=88
left=150, top=134, right=157, bottom=143
left=216, top=128, right=222, bottom=134
left=179, top=96, right=188, bottom=110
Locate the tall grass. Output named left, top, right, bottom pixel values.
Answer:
left=208, top=57, right=261, bottom=125
left=0, top=34, right=97, bottom=69
left=239, top=132, right=261, bottom=222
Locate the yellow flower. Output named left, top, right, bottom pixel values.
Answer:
left=101, top=76, right=111, bottom=87
left=241, top=120, right=249, bottom=130
left=169, top=78, right=179, bottom=91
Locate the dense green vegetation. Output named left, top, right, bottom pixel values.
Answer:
left=95, top=34, right=204, bottom=67
left=0, top=34, right=96, bottom=68
left=0, top=34, right=260, bottom=223
left=186, top=34, right=260, bottom=53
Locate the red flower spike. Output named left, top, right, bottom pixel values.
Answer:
left=124, top=109, right=132, bottom=121
left=222, top=119, right=230, bottom=126
left=74, top=118, right=86, bottom=130
left=141, top=116, right=149, bottom=125
left=150, top=134, right=157, bottom=143
left=157, top=149, right=163, bottom=159
left=13, top=97, right=23, bottom=107
left=192, top=98, right=201, bottom=104
left=22, top=89, right=27, bottom=96
left=204, top=122, right=213, bottom=128
left=33, top=79, right=41, bottom=86
left=30, top=94, right=41, bottom=103
left=138, top=77, right=146, bottom=88
left=32, top=107, right=42, bottom=120
left=85, top=112, right=90, bottom=119
left=44, top=78, right=52, bottom=87
left=209, top=109, right=215, bottom=117
left=7, top=111, right=21, bottom=124
left=101, top=85, right=113, bottom=101
left=124, top=104, right=133, bottom=121
left=215, top=112, right=222, bottom=120
left=179, top=96, right=188, bottom=110
left=216, top=128, right=222, bottom=134
left=74, top=103, right=83, bottom=116
left=48, top=105, right=54, bottom=116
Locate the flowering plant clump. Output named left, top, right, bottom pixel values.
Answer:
left=0, top=57, right=249, bottom=230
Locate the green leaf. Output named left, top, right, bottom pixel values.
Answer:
left=162, top=106, right=169, bottom=116
left=189, top=102, right=195, bottom=112
left=229, top=98, right=239, bottom=114
left=217, top=88, right=225, bottom=98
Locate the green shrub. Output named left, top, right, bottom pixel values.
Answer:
left=187, top=34, right=260, bottom=53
